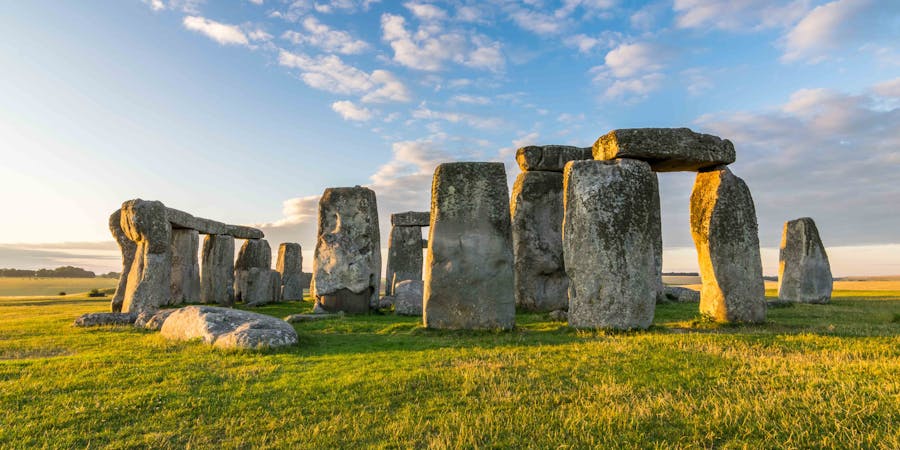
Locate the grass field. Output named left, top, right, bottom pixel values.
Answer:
left=1, top=290, right=898, bottom=448
left=0, top=277, right=118, bottom=297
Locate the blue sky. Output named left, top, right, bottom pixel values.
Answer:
left=0, top=0, right=898, bottom=276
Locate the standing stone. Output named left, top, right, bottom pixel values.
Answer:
left=649, top=173, right=665, bottom=303
left=108, top=209, right=136, bottom=313
left=593, top=128, right=735, bottom=172
left=236, top=267, right=282, bottom=307
left=393, top=279, right=424, bottom=316
left=201, top=234, right=235, bottom=306
left=424, top=162, right=515, bottom=330
left=778, top=217, right=833, bottom=304
left=562, top=159, right=658, bottom=330
left=277, top=243, right=305, bottom=300
left=384, top=223, right=424, bottom=295
left=510, top=170, right=568, bottom=312
left=170, top=229, right=201, bottom=305
left=120, top=199, right=172, bottom=315
left=234, top=239, right=276, bottom=305
left=312, top=186, right=381, bottom=314
left=690, top=167, right=766, bottom=323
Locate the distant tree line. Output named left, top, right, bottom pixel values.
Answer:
left=0, top=266, right=119, bottom=279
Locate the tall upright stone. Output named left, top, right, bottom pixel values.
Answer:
left=170, top=229, right=201, bottom=305
left=510, top=170, right=568, bottom=312
left=312, top=186, right=381, bottom=314
left=424, top=162, right=515, bottom=330
left=649, top=173, right=664, bottom=303
left=234, top=239, right=276, bottom=305
left=690, top=167, right=766, bottom=323
left=201, top=234, right=235, bottom=306
left=120, top=199, right=172, bottom=315
left=108, top=209, right=136, bottom=313
left=778, top=217, right=833, bottom=304
left=277, top=243, right=305, bottom=300
left=562, top=159, right=658, bottom=330
left=385, top=220, right=425, bottom=296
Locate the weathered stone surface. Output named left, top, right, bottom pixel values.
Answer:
left=236, top=267, right=282, bottom=306
left=593, top=128, right=735, bottom=172
left=778, top=217, right=833, bottom=304
left=234, top=239, right=274, bottom=304
left=424, top=162, right=515, bottom=330
left=691, top=167, right=766, bottom=323
left=516, top=145, right=593, bottom=172
left=134, top=308, right=176, bottom=331
left=548, top=309, right=568, bottom=322
left=74, top=312, right=136, bottom=327
left=391, top=211, right=430, bottom=227
left=235, top=239, right=271, bottom=271
left=510, top=170, right=568, bottom=312
left=277, top=243, right=305, bottom=300
left=166, top=208, right=264, bottom=239
left=563, top=159, right=658, bottom=329
left=120, top=199, right=172, bottom=315
left=663, top=286, right=701, bottom=303
left=170, top=229, right=201, bottom=305
left=200, top=234, right=235, bottom=306
left=312, top=186, right=381, bottom=313
left=649, top=173, right=665, bottom=303
left=393, top=279, right=424, bottom=316
left=384, top=225, right=424, bottom=295
left=160, top=306, right=298, bottom=349
left=109, top=209, right=136, bottom=313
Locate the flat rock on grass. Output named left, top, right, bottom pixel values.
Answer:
left=74, top=312, right=136, bottom=327
left=160, top=306, right=298, bottom=349
left=134, top=309, right=177, bottom=331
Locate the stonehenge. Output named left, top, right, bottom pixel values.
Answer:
left=108, top=209, right=136, bottom=313
left=778, top=217, right=832, bottom=303
left=277, top=243, right=305, bottom=300
left=511, top=145, right=592, bottom=312
left=119, top=199, right=172, bottom=315
left=170, top=229, right=201, bottom=304
left=384, top=211, right=428, bottom=296
left=424, top=162, right=516, bottom=330
left=201, top=234, right=235, bottom=306
left=593, top=128, right=735, bottom=172
left=312, top=186, right=381, bottom=314
left=234, top=238, right=280, bottom=306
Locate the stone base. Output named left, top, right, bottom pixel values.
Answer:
left=316, top=288, right=371, bottom=314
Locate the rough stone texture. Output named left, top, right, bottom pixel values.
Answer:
left=424, top=162, right=516, bottom=330
left=277, top=243, right=305, bottom=300
left=384, top=225, right=424, bottom=296
left=548, top=309, right=568, bottom=322
left=170, top=229, right=201, bottom=305
left=160, top=306, right=298, bottom=349
left=200, top=234, right=235, bottom=306
left=312, top=186, right=381, bottom=313
left=109, top=209, right=136, bottom=313
left=562, top=159, right=658, bottom=330
left=778, top=217, right=833, bottom=304
left=391, top=211, right=430, bottom=227
left=593, top=128, right=735, bottom=172
left=74, top=312, right=136, bottom=327
left=649, top=173, right=665, bottom=303
left=663, top=286, right=701, bottom=303
left=134, top=308, right=176, bottom=331
left=510, top=170, right=568, bottom=312
left=120, top=199, right=172, bottom=315
left=516, top=145, right=593, bottom=172
left=393, top=279, right=424, bottom=316
left=236, top=268, right=282, bottom=306
left=234, top=239, right=273, bottom=304
left=691, top=167, right=766, bottom=323
left=166, top=208, right=264, bottom=239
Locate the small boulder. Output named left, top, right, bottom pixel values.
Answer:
left=74, top=312, right=136, bottom=327
left=160, top=306, right=298, bottom=350
left=548, top=309, right=568, bottom=322
left=663, top=286, right=701, bottom=303
left=393, top=279, right=424, bottom=316
left=134, top=308, right=177, bottom=331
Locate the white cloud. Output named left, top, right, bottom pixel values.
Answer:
left=282, top=17, right=370, bottom=54
left=361, top=70, right=412, bottom=103
left=674, top=0, right=809, bottom=31
left=450, top=94, right=491, bottom=105
left=183, top=16, right=250, bottom=46
left=564, top=31, right=621, bottom=54
left=404, top=2, right=448, bottom=21
left=507, top=8, right=563, bottom=35
left=603, top=42, right=667, bottom=78
left=380, top=13, right=504, bottom=72
left=781, top=0, right=899, bottom=63
left=872, top=77, right=900, bottom=98
left=278, top=50, right=411, bottom=102
left=603, top=73, right=665, bottom=99
left=412, top=105, right=505, bottom=129
left=554, top=0, right=616, bottom=19
left=331, top=100, right=373, bottom=121
left=249, top=0, right=263, bottom=4
left=147, top=0, right=165, bottom=11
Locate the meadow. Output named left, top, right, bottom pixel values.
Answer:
left=0, top=286, right=898, bottom=448
left=0, top=277, right=118, bottom=297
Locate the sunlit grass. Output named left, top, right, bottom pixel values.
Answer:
left=0, top=277, right=118, bottom=297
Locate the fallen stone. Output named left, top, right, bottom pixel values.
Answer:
left=393, top=279, right=423, bottom=316
left=663, top=286, right=701, bottom=303
left=384, top=225, right=424, bottom=295
left=563, top=159, right=658, bottom=330
left=277, top=243, right=305, bottom=300
left=691, top=167, right=766, bottom=323
left=778, top=217, right=833, bottom=304
left=108, top=209, right=136, bottom=313
left=548, top=309, right=567, bottom=322
left=593, top=128, right=735, bottom=172
left=516, top=145, right=592, bottom=172
left=160, top=306, right=298, bottom=349
left=312, top=186, right=381, bottom=314
left=74, top=312, right=136, bottom=327
left=201, top=234, right=235, bottom=306
left=170, top=229, right=201, bottom=305
left=424, top=162, right=516, bottom=330
left=120, top=199, right=172, bottom=315
left=284, top=311, right=344, bottom=323
left=510, top=170, right=568, bottom=312
left=166, top=207, right=264, bottom=239
left=390, top=211, right=430, bottom=227
left=377, top=296, right=395, bottom=310
left=134, top=308, right=176, bottom=331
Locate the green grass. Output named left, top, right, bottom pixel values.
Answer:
left=0, top=277, right=118, bottom=297
left=1, top=292, right=899, bottom=449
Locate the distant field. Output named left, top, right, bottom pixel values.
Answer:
left=0, top=277, right=118, bottom=297
left=673, top=279, right=900, bottom=292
